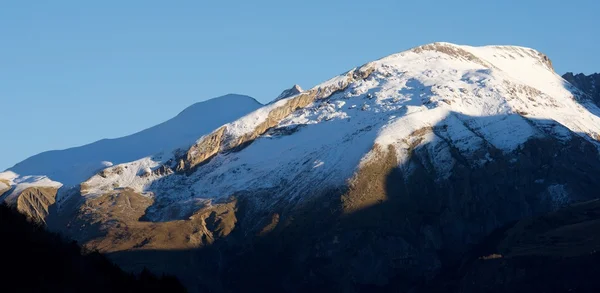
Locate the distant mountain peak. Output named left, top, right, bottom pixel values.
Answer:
left=273, top=84, right=303, bottom=102
left=562, top=72, right=600, bottom=106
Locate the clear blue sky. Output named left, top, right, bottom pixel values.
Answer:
left=1, top=0, right=599, bottom=170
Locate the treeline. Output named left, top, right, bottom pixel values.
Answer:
left=0, top=204, right=186, bottom=293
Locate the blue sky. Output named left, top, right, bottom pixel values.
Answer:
left=1, top=0, right=599, bottom=170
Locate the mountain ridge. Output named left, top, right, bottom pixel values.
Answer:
left=563, top=72, right=600, bottom=106
left=7, top=94, right=262, bottom=185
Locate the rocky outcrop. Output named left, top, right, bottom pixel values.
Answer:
left=179, top=126, right=227, bottom=172
left=179, top=91, right=316, bottom=171
left=98, top=165, right=124, bottom=178
left=537, top=51, right=554, bottom=71
left=273, top=84, right=303, bottom=102
left=226, top=90, right=319, bottom=150
left=146, top=165, right=173, bottom=177
left=15, top=187, right=59, bottom=223
left=563, top=72, right=600, bottom=105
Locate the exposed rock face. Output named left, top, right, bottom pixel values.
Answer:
left=226, top=90, right=318, bottom=149
left=59, top=188, right=239, bottom=253
left=209, top=132, right=600, bottom=293
left=563, top=72, right=600, bottom=105
left=179, top=64, right=375, bottom=172
left=181, top=126, right=227, bottom=172
left=14, top=187, right=59, bottom=223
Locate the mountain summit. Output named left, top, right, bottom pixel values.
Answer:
left=3, top=42, right=600, bottom=292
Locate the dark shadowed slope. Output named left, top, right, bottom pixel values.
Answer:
left=0, top=203, right=186, bottom=293
left=5, top=43, right=600, bottom=293
left=420, top=199, right=600, bottom=293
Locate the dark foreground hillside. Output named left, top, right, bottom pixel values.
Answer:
left=0, top=204, right=186, bottom=293
left=419, top=199, right=600, bottom=293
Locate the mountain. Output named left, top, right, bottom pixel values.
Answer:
left=3, top=42, right=600, bottom=292
left=563, top=72, right=600, bottom=105
left=7, top=94, right=262, bottom=186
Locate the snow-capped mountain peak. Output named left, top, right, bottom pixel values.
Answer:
left=4, top=42, right=600, bottom=218
left=63, top=42, right=600, bottom=221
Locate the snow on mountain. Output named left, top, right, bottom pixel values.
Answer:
left=0, top=171, right=18, bottom=186
left=7, top=94, right=262, bottom=187
left=74, top=42, right=600, bottom=221
left=0, top=170, right=62, bottom=204
left=6, top=42, right=600, bottom=223
left=17, top=42, right=600, bottom=293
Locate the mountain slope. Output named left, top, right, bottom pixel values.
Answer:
left=0, top=203, right=186, bottom=293
left=421, top=199, right=600, bottom=293
left=7, top=94, right=262, bottom=186
left=4, top=42, right=600, bottom=292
